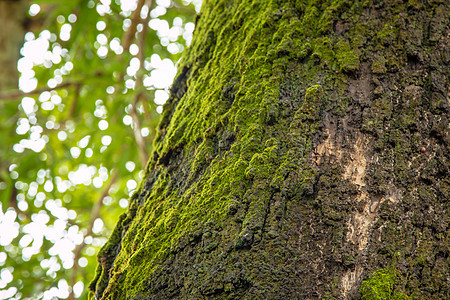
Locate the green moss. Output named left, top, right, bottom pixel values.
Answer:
left=371, top=55, right=387, bottom=74
left=360, top=268, right=394, bottom=299
left=245, top=139, right=279, bottom=180
left=360, top=266, right=409, bottom=300
left=377, top=24, right=397, bottom=46
left=191, top=138, right=214, bottom=172
left=335, top=39, right=360, bottom=72
left=302, top=85, right=323, bottom=120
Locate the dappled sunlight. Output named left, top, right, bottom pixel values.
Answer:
left=0, top=0, right=201, bottom=298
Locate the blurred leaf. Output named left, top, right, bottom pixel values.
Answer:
left=0, top=0, right=198, bottom=298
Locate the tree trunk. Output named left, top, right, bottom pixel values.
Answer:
left=91, top=0, right=449, bottom=299
left=0, top=0, right=26, bottom=91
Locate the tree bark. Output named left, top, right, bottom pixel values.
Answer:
left=91, top=0, right=449, bottom=299
left=0, top=0, right=26, bottom=91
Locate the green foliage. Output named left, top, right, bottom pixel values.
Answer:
left=0, top=0, right=198, bottom=298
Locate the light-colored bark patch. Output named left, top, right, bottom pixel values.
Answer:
left=313, top=131, right=404, bottom=298
left=341, top=186, right=402, bottom=298
left=312, top=129, right=342, bottom=165
left=342, top=136, right=367, bottom=187
left=346, top=193, right=375, bottom=251
left=340, top=266, right=364, bottom=299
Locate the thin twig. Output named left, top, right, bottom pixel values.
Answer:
left=0, top=82, right=77, bottom=101
left=127, top=0, right=154, bottom=168
left=68, top=171, right=119, bottom=300
left=121, top=0, right=146, bottom=52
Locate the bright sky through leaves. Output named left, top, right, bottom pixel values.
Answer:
left=0, top=0, right=200, bottom=298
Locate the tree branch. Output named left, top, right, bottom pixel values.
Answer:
left=127, top=0, right=154, bottom=168
left=121, top=0, right=146, bottom=52
left=0, top=81, right=77, bottom=101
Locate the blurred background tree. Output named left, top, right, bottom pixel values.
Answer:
left=0, top=0, right=200, bottom=298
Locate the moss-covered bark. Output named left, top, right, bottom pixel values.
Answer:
left=91, top=0, right=448, bottom=299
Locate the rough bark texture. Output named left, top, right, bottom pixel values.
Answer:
left=0, top=0, right=26, bottom=91
left=91, top=0, right=449, bottom=299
